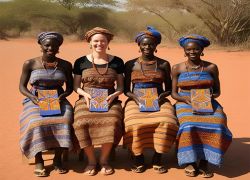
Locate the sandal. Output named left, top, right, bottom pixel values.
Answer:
left=100, top=164, right=114, bottom=175
left=152, top=152, right=167, bottom=174
left=199, top=169, right=214, bottom=178
left=131, top=165, right=145, bottom=173
left=199, top=160, right=213, bottom=178
left=34, top=169, right=48, bottom=177
left=184, top=163, right=198, bottom=177
left=84, top=164, right=97, bottom=176
left=131, top=154, right=145, bottom=173
left=153, top=165, right=167, bottom=174
left=53, top=161, right=68, bottom=174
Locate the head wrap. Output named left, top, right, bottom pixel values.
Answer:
left=37, top=32, right=63, bottom=46
left=179, top=34, right=210, bottom=48
left=135, top=26, right=162, bottom=45
left=84, top=27, right=114, bottom=42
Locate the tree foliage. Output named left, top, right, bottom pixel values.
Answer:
left=128, top=0, right=250, bottom=45
left=0, top=0, right=115, bottom=39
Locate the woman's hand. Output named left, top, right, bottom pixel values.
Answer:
left=83, top=92, right=92, bottom=108
left=76, top=88, right=91, bottom=108
left=58, top=93, right=67, bottom=101
left=29, top=95, right=39, bottom=105
left=126, top=91, right=140, bottom=105
left=106, top=94, right=116, bottom=105
left=132, top=94, right=140, bottom=105
left=182, top=96, right=191, bottom=105
left=158, top=92, right=170, bottom=104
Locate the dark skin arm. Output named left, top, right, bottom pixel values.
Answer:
left=58, top=59, right=73, bottom=100
left=158, top=59, right=172, bottom=103
left=171, top=63, right=191, bottom=104
left=205, top=62, right=221, bottom=98
left=19, top=59, right=39, bottom=105
left=124, top=59, right=140, bottom=105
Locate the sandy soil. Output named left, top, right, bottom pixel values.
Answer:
left=0, top=38, right=249, bottom=180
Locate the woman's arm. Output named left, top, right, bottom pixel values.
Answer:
left=58, top=61, right=73, bottom=100
left=19, top=59, right=39, bottom=105
left=74, top=74, right=91, bottom=107
left=124, top=61, right=140, bottom=104
left=158, top=60, right=172, bottom=102
left=209, top=63, right=221, bottom=98
left=106, top=74, right=124, bottom=104
left=171, top=64, right=191, bottom=104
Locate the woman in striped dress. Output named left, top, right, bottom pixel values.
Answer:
left=171, top=35, right=232, bottom=178
left=19, top=32, right=74, bottom=177
left=123, top=26, right=178, bottom=174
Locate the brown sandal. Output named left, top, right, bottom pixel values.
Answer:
left=100, top=164, right=114, bottom=175
left=184, top=163, right=197, bottom=177
left=84, top=164, right=97, bottom=176
left=199, top=168, right=214, bottom=178
left=153, top=165, right=167, bottom=174
left=34, top=169, right=48, bottom=177
left=131, top=165, right=145, bottom=173
left=198, top=160, right=213, bottom=178
left=53, top=160, right=68, bottom=174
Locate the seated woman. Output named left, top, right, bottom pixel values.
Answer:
left=19, top=32, right=74, bottom=177
left=123, top=26, right=178, bottom=174
left=171, top=35, right=232, bottom=178
left=72, top=27, right=124, bottom=176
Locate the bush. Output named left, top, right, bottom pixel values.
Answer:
left=0, top=16, right=31, bottom=39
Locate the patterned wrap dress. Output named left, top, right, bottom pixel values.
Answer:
left=123, top=61, right=178, bottom=155
left=19, top=69, right=74, bottom=159
left=73, top=56, right=124, bottom=148
left=175, top=71, right=232, bottom=166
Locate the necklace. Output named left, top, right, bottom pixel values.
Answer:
left=138, top=57, right=158, bottom=77
left=41, top=57, right=58, bottom=75
left=91, top=54, right=109, bottom=75
left=138, top=56, right=157, bottom=65
left=186, top=61, right=202, bottom=70
left=185, top=60, right=204, bottom=81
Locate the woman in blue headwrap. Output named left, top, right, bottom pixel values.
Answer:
left=171, top=35, right=232, bottom=178
left=19, top=32, right=74, bottom=177
left=123, top=26, right=178, bottom=174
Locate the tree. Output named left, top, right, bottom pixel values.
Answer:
left=127, top=0, right=180, bottom=34
left=128, top=0, right=250, bottom=45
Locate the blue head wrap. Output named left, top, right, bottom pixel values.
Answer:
left=135, top=26, right=162, bottom=45
left=179, top=34, right=210, bottom=48
left=37, top=32, right=64, bottom=46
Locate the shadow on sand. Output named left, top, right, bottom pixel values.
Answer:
left=37, top=137, right=249, bottom=178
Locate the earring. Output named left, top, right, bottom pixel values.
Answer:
left=201, top=52, right=204, bottom=56
left=155, top=49, right=157, bottom=53
left=108, top=46, right=110, bottom=50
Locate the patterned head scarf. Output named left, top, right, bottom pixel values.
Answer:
left=84, top=27, right=114, bottom=42
left=135, top=26, right=162, bottom=45
left=179, top=34, right=210, bottom=48
left=37, top=32, right=64, bottom=46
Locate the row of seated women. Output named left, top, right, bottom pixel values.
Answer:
left=19, top=27, right=232, bottom=177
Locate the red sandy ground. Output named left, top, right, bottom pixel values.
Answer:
left=0, top=39, right=249, bottom=180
